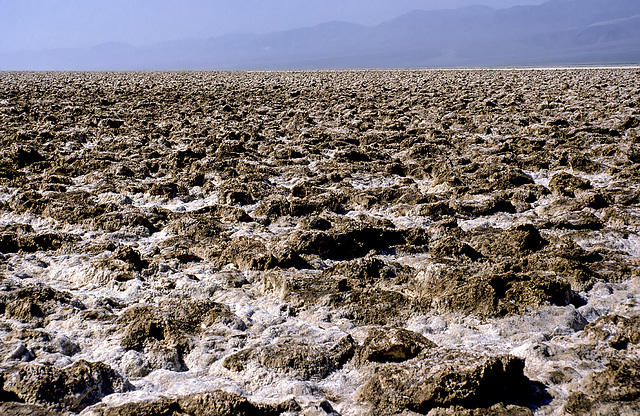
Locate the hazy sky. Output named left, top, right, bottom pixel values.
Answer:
left=0, top=0, right=548, bottom=53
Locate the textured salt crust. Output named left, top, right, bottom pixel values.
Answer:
left=347, top=173, right=405, bottom=191
left=2, top=70, right=639, bottom=416
left=128, top=191, right=221, bottom=213
left=457, top=169, right=640, bottom=264
left=3, top=267, right=638, bottom=416
left=0, top=212, right=62, bottom=233
left=71, top=175, right=638, bottom=414
left=524, top=169, right=615, bottom=189
left=75, top=275, right=640, bottom=416
left=0, top=187, right=20, bottom=203
left=458, top=211, right=539, bottom=232
left=574, top=232, right=640, bottom=258
left=268, top=175, right=303, bottom=190
left=79, top=293, right=360, bottom=411
left=31, top=184, right=631, bottom=415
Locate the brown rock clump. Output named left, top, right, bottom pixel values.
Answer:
left=1, top=360, right=133, bottom=413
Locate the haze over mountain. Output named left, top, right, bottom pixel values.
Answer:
left=1, top=0, right=639, bottom=70
left=0, top=0, right=548, bottom=53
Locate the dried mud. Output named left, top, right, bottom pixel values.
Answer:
left=0, top=69, right=639, bottom=415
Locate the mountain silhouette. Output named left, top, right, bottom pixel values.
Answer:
left=2, top=0, right=639, bottom=70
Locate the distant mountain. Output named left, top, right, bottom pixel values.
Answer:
left=2, top=0, right=639, bottom=70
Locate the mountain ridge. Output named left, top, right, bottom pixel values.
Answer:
left=2, top=0, right=639, bottom=70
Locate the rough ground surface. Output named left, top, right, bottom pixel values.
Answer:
left=0, top=69, right=639, bottom=415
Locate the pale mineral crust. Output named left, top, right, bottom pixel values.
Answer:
left=0, top=69, right=638, bottom=415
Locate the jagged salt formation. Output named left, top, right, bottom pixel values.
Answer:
left=0, top=69, right=638, bottom=415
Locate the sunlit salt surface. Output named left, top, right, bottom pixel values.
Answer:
left=1, top=69, right=639, bottom=416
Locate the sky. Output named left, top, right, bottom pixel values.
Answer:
left=0, top=0, right=548, bottom=53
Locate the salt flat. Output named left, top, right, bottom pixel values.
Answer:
left=0, top=69, right=638, bottom=415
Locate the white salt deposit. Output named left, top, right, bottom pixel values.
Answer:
left=2, top=69, right=639, bottom=415
left=2, top=157, right=638, bottom=416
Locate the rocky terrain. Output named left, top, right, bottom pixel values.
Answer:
left=0, top=69, right=638, bottom=415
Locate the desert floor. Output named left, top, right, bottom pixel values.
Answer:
left=0, top=69, right=639, bottom=415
